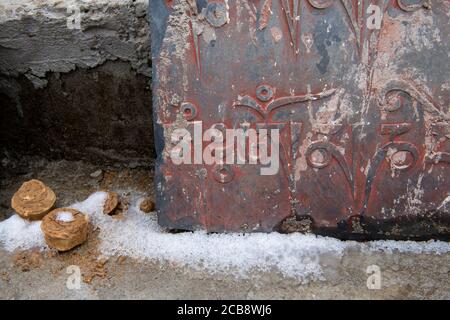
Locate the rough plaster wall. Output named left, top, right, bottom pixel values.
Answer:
left=0, top=0, right=154, bottom=166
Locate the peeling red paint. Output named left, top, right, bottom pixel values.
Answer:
left=150, top=0, right=449, bottom=238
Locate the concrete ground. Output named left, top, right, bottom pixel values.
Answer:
left=0, top=159, right=449, bottom=300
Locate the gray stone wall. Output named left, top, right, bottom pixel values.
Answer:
left=0, top=0, right=153, bottom=166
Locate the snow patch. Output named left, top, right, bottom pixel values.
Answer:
left=56, top=211, right=74, bottom=223
left=365, top=240, right=449, bottom=255
left=0, top=191, right=448, bottom=281
left=0, top=215, right=46, bottom=251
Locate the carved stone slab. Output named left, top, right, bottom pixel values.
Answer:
left=150, top=0, right=449, bottom=238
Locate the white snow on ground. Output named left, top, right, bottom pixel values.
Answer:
left=0, top=214, right=46, bottom=252
left=56, top=211, right=74, bottom=222
left=0, top=191, right=449, bottom=282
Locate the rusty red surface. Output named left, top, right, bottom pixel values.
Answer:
left=150, top=0, right=449, bottom=238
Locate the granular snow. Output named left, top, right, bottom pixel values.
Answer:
left=55, top=211, right=74, bottom=222
left=0, top=191, right=448, bottom=281
left=0, top=214, right=46, bottom=252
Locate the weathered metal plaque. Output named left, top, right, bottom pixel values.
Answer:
left=150, top=0, right=449, bottom=238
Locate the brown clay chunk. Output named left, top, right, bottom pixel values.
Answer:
left=139, top=198, right=155, bottom=213
left=41, top=208, right=89, bottom=252
left=11, top=179, right=56, bottom=221
left=103, top=191, right=119, bottom=215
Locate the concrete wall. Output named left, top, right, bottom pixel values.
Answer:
left=0, top=0, right=154, bottom=166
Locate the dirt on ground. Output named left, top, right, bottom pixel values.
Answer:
left=0, top=159, right=449, bottom=300
left=0, top=157, right=154, bottom=221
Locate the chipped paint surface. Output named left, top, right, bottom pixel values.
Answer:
left=151, top=1, right=449, bottom=238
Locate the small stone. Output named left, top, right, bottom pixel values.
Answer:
left=11, top=179, right=56, bottom=221
left=96, top=257, right=108, bottom=268
left=41, top=208, right=89, bottom=252
left=139, top=198, right=155, bottom=213
left=103, top=191, right=119, bottom=215
left=117, top=256, right=127, bottom=264
left=128, top=162, right=139, bottom=169
left=111, top=198, right=128, bottom=219
left=278, top=216, right=313, bottom=234
left=90, top=169, right=103, bottom=179
left=13, top=249, right=43, bottom=272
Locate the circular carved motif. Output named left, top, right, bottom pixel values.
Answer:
left=205, top=3, right=228, bottom=28
left=180, top=102, right=197, bottom=121
left=213, top=164, right=235, bottom=184
left=256, top=84, right=274, bottom=102
left=389, top=150, right=416, bottom=171
left=306, top=146, right=331, bottom=169
left=397, top=0, right=428, bottom=12
left=307, top=0, right=335, bottom=9
left=383, top=90, right=412, bottom=113
left=385, top=91, right=403, bottom=112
